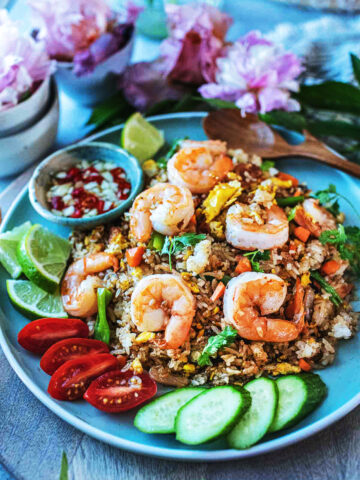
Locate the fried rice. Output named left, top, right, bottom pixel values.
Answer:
left=69, top=145, right=358, bottom=388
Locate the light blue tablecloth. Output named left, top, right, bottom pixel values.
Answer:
left=0, top=0, right=325, bottom=196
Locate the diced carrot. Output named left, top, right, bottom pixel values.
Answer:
left=294, top=226, right=311, bottom=242
left=294, top=188, right=302, bottom=197
left=278, top=172, right=299, bottom=187
left=210, top=282, right=226, bottom=302
left=299, top=358, right=312, bottom=372
left=235, top=256, right=252, bottom=274
left=321, top=260, right=341, bottom=276
left=190, top=214, right=197, bottom=225
left=126, top=247, right=145, bottom=267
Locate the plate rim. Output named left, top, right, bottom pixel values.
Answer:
left=1, top=111, right=359, bottom=461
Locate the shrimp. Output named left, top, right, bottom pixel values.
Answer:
left=130, top=183, right=194, bottom=243
left=61, top=252, right=118, bottom=317
left=294, top=198, right=336, bottom=237
left=130, top=274, right=196, bottom=349
left=223, top=272, right=304, bottom=342
left=226, top=203, right=289, bottom=250
left=167, top=140, right=233, bottom=194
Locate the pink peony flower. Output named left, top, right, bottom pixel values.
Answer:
left=199, top=30, right=303, bottom=114
left=0, top=9, right=54, bottom=111
left=28, top=0, right=111, bottom=60
left=160, top=2, right=232, bottom=85
left=119, top=60, right=187, bottom=112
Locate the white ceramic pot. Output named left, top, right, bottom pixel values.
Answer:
left=0, top=76, right=51, bottom=137
left=0, top=79, right=59, bottom=178
left=54, top=36, right=134, bottom=107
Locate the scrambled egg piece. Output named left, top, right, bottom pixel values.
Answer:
left=209, top=220, right=225, bottom=240
left=272, top=362, right=301, bottom=376
left=131, top=358, right=143, bottom=374
left=202, top=180, right=242, bottom=223
left=142, top=159, right=159, bottom=177
left=301, top=272, right=311, bottom=287
left=135, top=332, right=155, bottom=344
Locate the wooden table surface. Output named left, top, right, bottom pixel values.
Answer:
left=0, top=174, right=359, bottom=480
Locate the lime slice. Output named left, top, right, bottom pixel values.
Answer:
left=17, top=224, right=71, bottom=293
left=7, top=280, right=67, bottom=319
left=121, top=112, right=164, bottom=163
left=0, top=222, right=32, bottom=278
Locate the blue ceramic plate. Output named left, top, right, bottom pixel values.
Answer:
left=0, top=113, right=359, bottom=461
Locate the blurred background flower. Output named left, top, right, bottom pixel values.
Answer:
left=199, top=30, right=303, bottom=114
left=0, top=8, right=54, bottom=111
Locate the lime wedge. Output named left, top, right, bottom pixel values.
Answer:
left=0, top=222, right=32, bottom=278
left=7, top=280, right=67, bottom=319
left=17, top=224, right=71, bottom=293
left=121, top=112, right=164, bottom=163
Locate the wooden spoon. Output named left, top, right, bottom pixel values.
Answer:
left=203, top=109, right=360, bottom=178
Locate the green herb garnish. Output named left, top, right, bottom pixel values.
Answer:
left=198, top=326, right=238, bottom=367
left=310, top=270, right=342, bottom=306
left=161, top=233, right=206, bottom=269
left=156, top=137, right=188, bottom=168
left=260, top=160, right=275, bottom=172
left=314, top=183, right=360, bottom=220
left=59, top=452, right=68, bottom=480
left=243, top=250, right=270, bottom=272
left=276, top=195, right=304, bottom=207
left=319, top=224, right=360, bottom=277
left=94, top=288, right=112, bottom=344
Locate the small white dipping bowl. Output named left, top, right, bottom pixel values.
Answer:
left=0, top=77, right=51, bottom=137
left=55, top=36, right=134, bottom=107
left=0, top=79, right=59, bottom=178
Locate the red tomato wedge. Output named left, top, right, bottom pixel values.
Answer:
left=84, top=370, right=157, bottom=413
left=40, top=338, right=112, bottom=375
left=48, top=353, right=119, bottom=401
left=17, top=318, right=89, bottom=355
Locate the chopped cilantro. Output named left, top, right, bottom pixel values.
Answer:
left=314, top=184, right=360, bottom=220
left=161, top=233, right=206, bottom=269
left=198, top=326, right=238, bottom=367
left=319, top=224, right=360, bottom=277
left=243, top=250, right=270, bottom=272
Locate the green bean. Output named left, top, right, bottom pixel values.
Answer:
left=94, top=288, right=112, bottom=344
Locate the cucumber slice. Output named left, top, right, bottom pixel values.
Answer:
left=227, top=377, right=278, bottom=449
left=134, top=387, right=205, bottom=434
left=269, top=373, right=327, bottom=433
left=175, top=386, right=251, bottom=445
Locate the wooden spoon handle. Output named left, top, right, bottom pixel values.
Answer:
left=292, top=131, right=360, bottom=179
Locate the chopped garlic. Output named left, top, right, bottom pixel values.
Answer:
left=186, top=239, right=211, bottom=275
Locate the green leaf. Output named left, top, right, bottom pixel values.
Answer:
left=161, top=233, right=206, bottom=269
left=310, top=271, right=342, bottom=306
left=319, top=224, right=347, bottom=245
left=259, top=110, right=307, bottom=133
left=59, top=452, right=68, bottom=480
left=243, top=250, right=270, bottom=273
left=193, top=96, right=238, bottom=109
left=87, top=92, right=134, bottom=130
left=351, top=53, right=360, bottom=86
left=314, top=184, right=360, bottom=220
left=307, top=119, right=360, bottom=141
left=295, top=81, right=360, bottom=114
left=198, top=326, right=238, bottom=367
left=260, top=160, right=275, bottom=172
